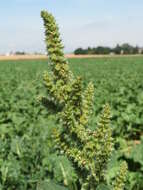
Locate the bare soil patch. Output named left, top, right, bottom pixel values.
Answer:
left=0, top=54, right=143, bottom=61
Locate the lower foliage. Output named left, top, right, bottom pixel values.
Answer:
left=1, top=59, right=143, bottom=189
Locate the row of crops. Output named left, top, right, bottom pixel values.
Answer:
left=0, top=57, right=143, bottom=189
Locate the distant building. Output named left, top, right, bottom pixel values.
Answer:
left=138, top=48, right=143, bottom=54
left=121, top=50, right=124, bottom=55
left=110, top=52, right=115, bottom=56
left=5, top=52, right=10, bottom=56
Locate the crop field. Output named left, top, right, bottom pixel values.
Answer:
left=0, top=56, right=143, bottom=189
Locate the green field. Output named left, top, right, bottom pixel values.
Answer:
left=1, top=56, right=143, bottom=137
left=0, top=56, right=143, bottom=189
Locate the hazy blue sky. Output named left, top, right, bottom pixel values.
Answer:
left=0, top=0, right=143, bottom=54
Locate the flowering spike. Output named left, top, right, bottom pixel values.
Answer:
left=80, top=82, right=94, bottom=126
left=113, top=161, right=128, bottom=190
left=40, top=10, right=127, bottom=190
left=94, top=104, right=113, bottom=182
left=41, top=10, right=70, bottom=82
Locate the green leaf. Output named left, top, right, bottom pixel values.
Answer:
left=37, top=180, right=68, bottom=190
left=97, top=183, right=111, bottom=190
left=128, top=137, right=143, bottom=166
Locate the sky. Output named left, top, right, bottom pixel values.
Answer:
left=0, top=0, right=143, bottom=54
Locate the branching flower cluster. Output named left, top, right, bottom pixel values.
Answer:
left=40, top=10, right=127, bottom=190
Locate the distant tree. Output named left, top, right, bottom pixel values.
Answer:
left=74, top=44, right=141, bottom=55
left=132, top=46, right=139, bottom=54
left=15, top=51, right=26, bottom=55
left=74, top=48, right=87, bottom=55
left=94, top=46, right=111, bottom=54
left=121, top=43, right=133, bottom=54
left=113, top=44, right=121, bottom=54
left=87, top=47, right=93, bottom=54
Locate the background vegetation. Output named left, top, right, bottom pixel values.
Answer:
left=74, top=44, right=143, bottom=55
left=0, top=56, right=143, bottom=189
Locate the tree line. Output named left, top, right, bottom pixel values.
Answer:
left=74, top=43, right=143, bottom=55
